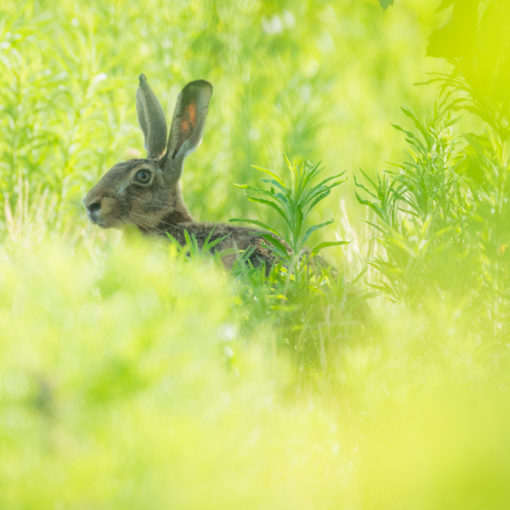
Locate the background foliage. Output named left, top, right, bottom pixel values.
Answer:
left=1, top=0, right=510, bottom=508
left=0, top=0, right=444, bottom=222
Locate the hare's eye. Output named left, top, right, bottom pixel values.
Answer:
left=134, top=169, right=152, bottom=185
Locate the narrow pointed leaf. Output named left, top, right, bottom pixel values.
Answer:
left=229, top=218, right=279, bottom=236
left=302, top=219, right=334, bottom=245
left=311, top=240, right=349, bottom=256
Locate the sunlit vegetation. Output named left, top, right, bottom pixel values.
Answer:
left=1, top=0, right=509, bottom=508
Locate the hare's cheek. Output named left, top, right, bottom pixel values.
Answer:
left=128, top=196, right=161, bottom=229
left=100, top=197, right=126, bottom=223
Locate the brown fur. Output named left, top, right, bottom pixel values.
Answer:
left=83, top=76, right=281, bottom=271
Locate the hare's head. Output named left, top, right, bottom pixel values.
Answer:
left=83, top=75, right=212, bottom=231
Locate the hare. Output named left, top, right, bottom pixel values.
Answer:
left=83, top=74, right=281, bottom=271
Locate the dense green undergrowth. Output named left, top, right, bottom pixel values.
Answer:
left=1, top=234, right=510, bottom=509
left=1, top=0, right=510, bottom=508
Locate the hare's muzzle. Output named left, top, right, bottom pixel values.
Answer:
left=83, top=195, right=102, bottom=224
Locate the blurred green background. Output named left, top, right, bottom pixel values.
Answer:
left=1, top=0, right=510, bottom=508
left=0, top=0, right=446, bottom=223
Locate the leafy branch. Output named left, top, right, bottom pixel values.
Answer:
left=231, top=156, right=347, bottom=267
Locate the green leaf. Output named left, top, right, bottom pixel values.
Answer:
left=304, top=189, right=331, bottom=215
left=251, top=165, right=285, bottom=187
left=203, top=233, right=230, bottom=252
left=379, top=0, right=394, bottom=9
left=426, top=0, right=479, bottom=61
left=302, top=219, right=334, bottom=245
left=311, top=240, right=349, bottom=257
left=229, top=218, right=279, bottom=236
left=246, top=196, right=290, bottom=225
left=261, top=233, right=290, bottom=259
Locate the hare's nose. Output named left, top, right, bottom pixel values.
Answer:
left=87, top=201, right=101, bottom=214
left=85, top=199, right=102, bottom=223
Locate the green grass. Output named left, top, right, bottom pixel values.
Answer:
left=1, top=0, right=510, bottom=508
left=2, top=237, right=509, bottom=509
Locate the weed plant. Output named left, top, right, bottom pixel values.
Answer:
left=230, top=157, right=365, bottom=370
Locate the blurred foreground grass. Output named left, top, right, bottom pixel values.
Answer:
left=1, top=237, right=509, bottom=508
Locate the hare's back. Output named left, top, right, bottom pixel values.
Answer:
left=162, top=222, right=279, bottom=271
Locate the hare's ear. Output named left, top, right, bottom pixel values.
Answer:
left=164, top=80, right=213, bottom=165
left=136, top=74, right=168, bottom=158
